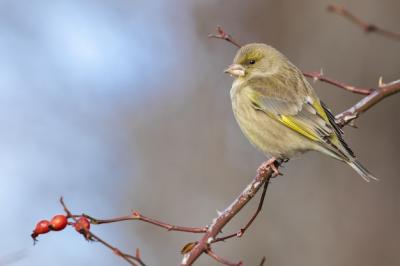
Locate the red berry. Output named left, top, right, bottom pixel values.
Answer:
left=31, top=220, right=50, bottom=241
left=74, top=217, right=90, bottom=233
left=49, top=215, right=68, bottom=231
left=34, top=220, right=51, bottom=234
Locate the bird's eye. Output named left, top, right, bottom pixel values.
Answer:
left=249, top=60, right=256, bottom=65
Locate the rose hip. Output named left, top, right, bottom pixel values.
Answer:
left=49, top=215, right=68, bottom=231
left=75, top=217, right=90, bottom=233
left=31, top=220, right=50, bottom=241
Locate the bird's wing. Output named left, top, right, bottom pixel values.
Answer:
left=244, top=76, right=354, bottom=157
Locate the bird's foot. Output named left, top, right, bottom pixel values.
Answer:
left=258, top=157, right=283, bottom=177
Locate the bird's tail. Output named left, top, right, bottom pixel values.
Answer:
left=347, top=159, right=378, bottom=182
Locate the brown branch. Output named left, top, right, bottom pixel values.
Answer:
left=77, top=212, right=207, bottom=233
left=60, top=197, right=146, bottom=266
left=205, top=249, right=243, bottom=266
left=335, top=79, right=400, bottom=126
left=327, top=4, right=400, bottom=41
left=302, top=72, right=400, bottom=126
left=208, top=26, right=241, bottom=48
left=180, top=163, right=275, bottom=265
left=212, top=180, right=270, bottom=244
left=303, top=71, right=372, bottom=95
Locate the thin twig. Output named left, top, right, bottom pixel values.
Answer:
left=303, top=71, right=372, bottom=95
left=76, top=212, right=207, bottom=233
left=327, top=4, right=400, bottom=41
left=205, top=249, right=243, bottom=266
left=335, top=79, right=400, bottom=126
left=60, top=197, right=146, bottom=266
left=208, top=26, right=241, bottom=48
left=213, top=180, right=270, bottom=243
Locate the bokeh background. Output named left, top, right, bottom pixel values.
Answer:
left=1, top=0, right=399, bottom=265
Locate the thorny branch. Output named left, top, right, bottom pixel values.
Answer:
left=303, top=71, right=400, bottom=126
left=327, top=4, right=400, bottom=42
left=334, top=78, right=400, bottom=126
left=181, top=164, right=277, bottom=265
left=60, top=197, right=146, bottom=266
left=212, top=180, right=270, bottom=244
left=76, top=212, right=207, bottom=233
left=302, top=71, right=373, bottom=95
left=59, top=197, right=209, bottom=266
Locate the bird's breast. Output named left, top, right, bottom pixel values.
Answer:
left=230, top=85, right=313, bottom=158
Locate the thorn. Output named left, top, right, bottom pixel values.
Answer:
left=216, top=209, right=223, bottom=216
left=131, top=211, right=140, bottom=218
left=349, top=120, right=358, bottom=128
left=378, top=76, right=385, bottom=87
left=113, top=248, right=123, bottom=257
left=135, top=248, right=141, bottom=259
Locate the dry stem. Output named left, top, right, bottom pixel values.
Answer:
left=327, top=4, right=400, bottom=41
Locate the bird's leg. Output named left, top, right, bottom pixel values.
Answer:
left=258, top=157, right=283, bottom=177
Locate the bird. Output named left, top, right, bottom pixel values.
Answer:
left=225, top=43, right=377, bottom=182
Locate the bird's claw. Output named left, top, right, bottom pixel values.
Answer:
left=258, top=158, right=283, bottom=177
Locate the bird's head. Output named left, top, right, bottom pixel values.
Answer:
left=225, top=43, right=284, bottom=79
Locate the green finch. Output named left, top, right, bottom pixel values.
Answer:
left=225, top=43, right=377, bottom=182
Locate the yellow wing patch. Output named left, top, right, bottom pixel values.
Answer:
left=245, top=88, right=338, bottom=144
left=279, top=115, right=320, bottom=141
left=311, top=100, right=329, bottom=122
left=310, top=100, right=343, bottom=147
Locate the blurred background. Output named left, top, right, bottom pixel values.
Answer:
left=1, top=0, right=399, bottom=265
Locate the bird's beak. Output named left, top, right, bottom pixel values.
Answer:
left=224, top=64, right=245, bottom=78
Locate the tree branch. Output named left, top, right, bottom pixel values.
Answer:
left=335, top=78, right=400, bottom=126
left=302, top=71, right=373, bottom=95
left=180, top=164, right=275, bottom=265
left=327, top=4, right=400, bottom=41
left=208, top=26, right=241, bottom=48
left=212, top=180, right=270, bottom=244
left=57, top=200, right=207, bottom=265
left=77, top=212, right=207, bottom=233
left=205, top=249, right=242, bottom=266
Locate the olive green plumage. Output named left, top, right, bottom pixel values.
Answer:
left=226, top=43, right=377, bottom=182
